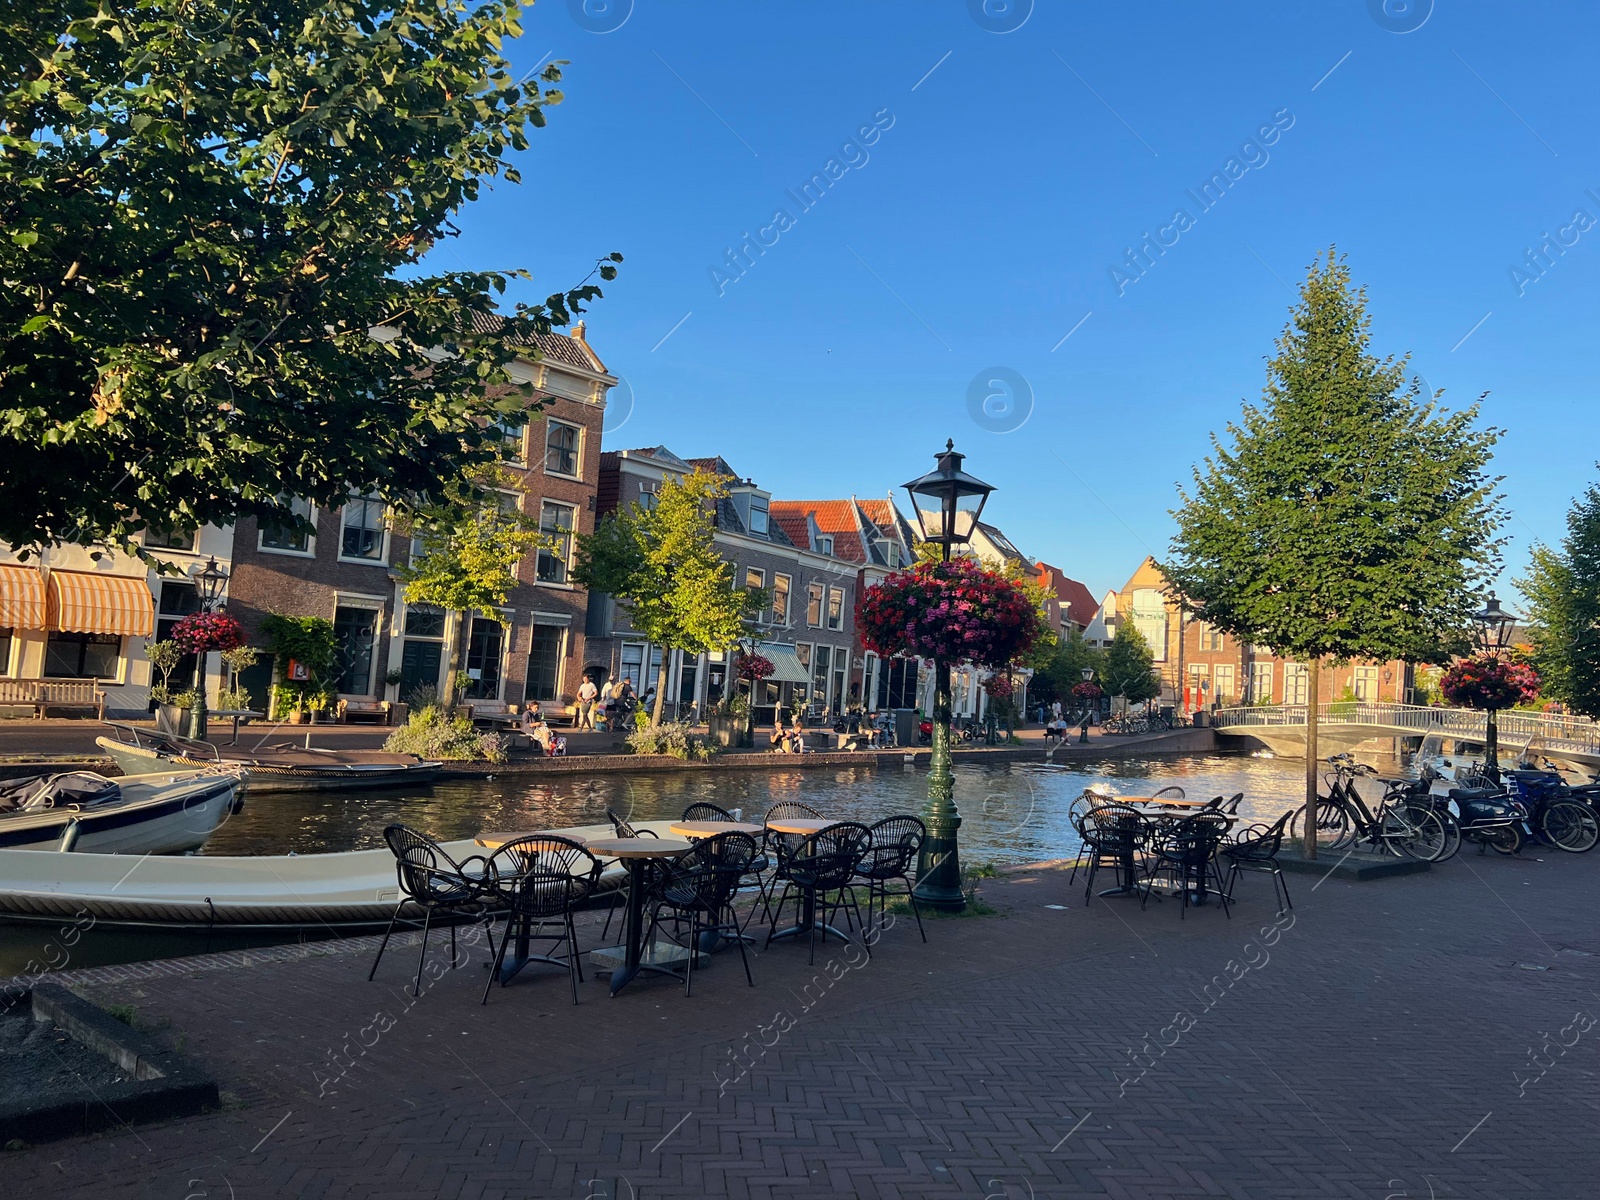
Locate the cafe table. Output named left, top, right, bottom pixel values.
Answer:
left=668, top=820, right=765, bottom=839
left=583, top=836, right=695, bottom=996
left=763, top=818, right=850, bottom=943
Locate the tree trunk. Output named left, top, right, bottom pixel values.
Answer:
left=445, top=611, right=470, bottom=714
left=1302, top=657, right=1321, bottom=859
left=651, top=651, right=670, bottom=727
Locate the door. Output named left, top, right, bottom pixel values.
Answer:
left=399, top=641, right=443, bottom=705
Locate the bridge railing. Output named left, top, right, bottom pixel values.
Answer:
left=1212, top=702, right=1600, bottom=755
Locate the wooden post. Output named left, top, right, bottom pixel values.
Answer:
left=1302, top=658, right=1321, bottom=859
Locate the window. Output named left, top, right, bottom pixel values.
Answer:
left=1131, top=589, right=1167, bottom=662
left=1283, top=663, right=1309, bottom=706
left=748, top=496, right=769, bottom=535
left=1214, top=664, right=1236, bottom=705
left=525, top=625, right=565, bottom=703
left=536, top=501, right=575, bottom=584
left=404, top=604, right=447, bottom=639
left=806, top=582, right=824, bottom=627
left=1354, top=666, right=1380, bottom=702
left=143, top=526, right=197, bottom=552
left=491, top=413, right=527, bottom=465
left=772, top=573, right=791, bottom=625
left=260, top=498, right=314, bottom=553
left=545, top=420, right=581, bottom=476
left=636, top=480, right=659, bottom=511
left=878, top=657, right=920, bottom=709
left=745, top=567, right=765, bottom=592
left=0, top=627, right=12, bottom=675
left=811, top=645, right=831, bottom=703
left=340, top=496, right=386, bottom=562
left=794, top=643, right=811, bottom=703
left=826, top=587, right=844, bottom=631
left=817, top=535, right=833, bottom=556
left=620, top=642, right=645, bottom=691
left=1195, top=624, right=1225, bottom=652
left=45, top=631, right=120, bottom=679
left=1250, top=662, right=1274, bottom=703
left=464, top=617, right=505, bottom=700
left=333, top=606, right=379, bottom=694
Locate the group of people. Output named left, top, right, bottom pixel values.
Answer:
left=574, top=675, right=647, bottom=732
left=767, top=707, right=896, bottom=754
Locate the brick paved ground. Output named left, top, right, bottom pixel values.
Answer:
left=6, top=845, right=1599, bottom=1199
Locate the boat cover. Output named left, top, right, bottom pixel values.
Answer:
left=0, top=772, right=121, bottom=813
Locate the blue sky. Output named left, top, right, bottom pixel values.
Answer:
left=431, top=0, right=1599, bottom=602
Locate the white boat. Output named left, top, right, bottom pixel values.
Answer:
left=97, top=723, right=442, bottom=794
left=0, top=768, right=247, bottom=854
left=0, top=820, right=662, bottom=929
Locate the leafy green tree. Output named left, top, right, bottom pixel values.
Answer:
left=1033, top=629, right=1109, bottom=710
left=1102, top=625, right=1160, bottom=707
left=0, top=0, right=619, bottom=555
left=1519, top=475, right=1600, bottom=716
left=575, top=471, right=758, bottom=727
left=398, top=467, right=547, bottom=704
left=1162, top=249, right=1505, bottom=854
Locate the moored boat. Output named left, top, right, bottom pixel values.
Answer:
left=0, top=768, right=247, bottom=854
left=97, top=723, right=442, bottom=793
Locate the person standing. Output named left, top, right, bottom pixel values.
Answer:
left=576, top=676, right=599, bottom=731
left=598, top=678, right=616, bottom=732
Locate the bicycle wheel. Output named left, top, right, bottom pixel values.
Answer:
left=1420, top=806, right=1462, bottom=861
left=1541, top=802, right=1599, bottom=852
left=1390, top=808, right=1449, bottom=862
left=1291, top=801, right=1352, bottom=849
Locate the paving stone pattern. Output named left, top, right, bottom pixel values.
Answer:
left=4, top=848, right=1600, bottom=1199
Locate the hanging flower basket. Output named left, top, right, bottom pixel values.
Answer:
left=170, top=611, right=246, bottom=654
left=982, top=673, right=1014, bottom=701
left=1440, top=653, right=1539, bottom=711
left=1071, top=680, right=1103, bottom=701
left=856, top=557, right=1043, bottom=669
left=736, top=652, right=775, bottom=682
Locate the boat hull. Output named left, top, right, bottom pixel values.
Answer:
left=98, top=738, right=441, bottom=793
left=0, top=770, right=245, bottom=855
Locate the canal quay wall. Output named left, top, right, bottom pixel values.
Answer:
left=0, top=726, right=1221, bottom=780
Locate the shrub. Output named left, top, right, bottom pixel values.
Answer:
left=384, top=705, right=507, bottom=762
left=624, top=721, right=716, bottom=761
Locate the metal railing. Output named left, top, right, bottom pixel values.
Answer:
left=1211, top=702, right=1600, bottom=755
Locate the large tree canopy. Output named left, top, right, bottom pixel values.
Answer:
left=1, top=0, right=618, bottom=553
left=1162, top=249, right=1505, bottom=851
left=1519, top=474, right=1600, bottom=717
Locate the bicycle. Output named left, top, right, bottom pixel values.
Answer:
left=1290, top=755, right=1451, bottom=861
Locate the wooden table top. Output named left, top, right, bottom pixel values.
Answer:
left=475, top=830, right=583, bottom=850
left=1122, top=797, right=1210, bottom=808
left=669, top=820, right=765, bottom=839
left=764, top=818, right=832, bottom=835
left=583, top=837, right=694, bottom=859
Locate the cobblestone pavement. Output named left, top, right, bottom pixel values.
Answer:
left=5, top=844, right=1600, bottom=1199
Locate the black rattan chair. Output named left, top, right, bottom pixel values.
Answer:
left=480, top=834, right=601, bottom=1005
left=601, top=808, right=659, bottom=941
left=1066, top=789, right=1114, bottom=885
left=763, top=821, right=873, bottom=964
left=1221, top=809, right=1293, bottom=912
left=1140, top=812, right=1232, bottom=919
left=854, top=815, right=927, bottom=942
left=682, top=802, right=736, bottom=822
left=645, top=831, right=759, bottom=996
left=764, top=801, right=825, bottom=822
left=1075, top=804, right=1149, bottom=902
left=369, top=825, right=496, bottom=997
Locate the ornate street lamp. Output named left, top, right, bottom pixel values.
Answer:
left=187, top=557, right=229, bottom=741
left=1469, top=591, right=1519, bottom=778
left=902, top=440, right=995, bottom=912
left=1079, top=667, right=1095, bottom=743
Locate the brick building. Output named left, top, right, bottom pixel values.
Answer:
left=225, top=324, right=615, bottom=717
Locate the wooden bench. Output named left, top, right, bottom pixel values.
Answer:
left=337, top=698, right=393, bottom=725
left=0, top=679, right=107, bottom=719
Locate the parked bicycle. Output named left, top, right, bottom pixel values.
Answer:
left=1290, top=755, right=1450, bottom=861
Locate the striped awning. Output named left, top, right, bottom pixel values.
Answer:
left=46, top=570, right=155, bottom=637
left=0, top=563, right=46, bottom=630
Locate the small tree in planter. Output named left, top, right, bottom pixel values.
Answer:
left=144, top=638, right=184, bottom=706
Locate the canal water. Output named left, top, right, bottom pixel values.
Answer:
left=2, top=753, right=1316, bottom=977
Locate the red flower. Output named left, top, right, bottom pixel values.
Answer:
left=856, top=558, right=1041, bottom=669
left=170, top=611, right=246, bottom=654
left=1441, top=654, right=1539, bottom=711
left=736, top=653, right=775, bottom=682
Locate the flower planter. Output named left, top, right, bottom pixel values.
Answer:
left=708, top=716, right=740, bottom=749
left=287, top=710, right=307, bottom=725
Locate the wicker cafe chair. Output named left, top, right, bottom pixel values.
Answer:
left=645, top=831, right=759, bottom=997
left=1074, top=804, right=1149, bottom=902
left=680, top=801, right=772, bottom=924
left=682, top=802, right=736, bottom=822
left=763, top=821, right=874, bottom=965
left=480, top=835, right=601, bottom=1005
left=369, top=824, right=496, bottom=998
left=854, top=815, right=927, bottom=942
left=754, top=801, right=827, bottom=916
left=1139, top=812, right=1233, bottom=920
left=1066, top=788, right=1113, bottom=885
left=1221, top=809, right=1294, bottom=912
left=601, top=808, right=660, bottom=942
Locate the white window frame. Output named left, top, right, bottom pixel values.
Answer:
left=544, top=418, right=583, bottom=480
left=535, top=500, right=577, bottom=588
left=1354, top=665, right=1380, bottom=702
left=491, top=412, right=528, bottom=465
left=748, top=496, right=770, bottom=535
left=337, top=496, right=389, bottom=566
left=636, top=479, right=659, bottom=511
left=772, top=572, right=792, bottom=626
left=806, top=582, right=824, bottom=628
left=1250, top=661, right=1274, bottom=703
left=817, top=535, right=834, bottom=556
left=1283, top=662, right=1309, bottom=706
left=258, top=499, right=318, bottom=558
left=825, top=586, right=844, bottom=631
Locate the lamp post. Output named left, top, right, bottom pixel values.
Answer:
left=1469, top=591, right=1518, bottom=781
left=1079, top=667, right=1095, bottom=743
left=902, top=440, right=995, bottom=912
left=187, top=556, right=230, bottom=741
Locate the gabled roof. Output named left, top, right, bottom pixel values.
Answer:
left=1035, top=561, right=1100, bottom=629
left=686, top=455, right=739, bottom=478
left=858, top=496, right=919, bottom=553
left=464, top=314, right=610, bottom=374
left=769, top=500, right=869, bottom=563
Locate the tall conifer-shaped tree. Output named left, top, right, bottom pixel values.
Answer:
left=1163, top=249, right=1505, bottom=855
left=1519, top=476, right=1600, bottom=717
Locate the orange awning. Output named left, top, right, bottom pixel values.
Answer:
left=46, top=570, right=155, bottom=637
left=0, top=563, right=46, bottom=630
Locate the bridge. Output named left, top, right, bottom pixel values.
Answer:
left=1211, top=702, right=1600, bottom=768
